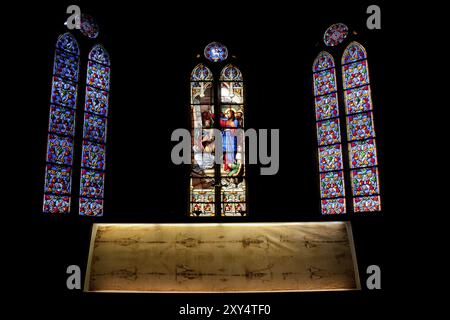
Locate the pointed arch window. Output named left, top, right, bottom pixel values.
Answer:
left=342, top=42, right=381, bottom=212
left=190, top=63, right=216, bottom=216
left=219, top=64, right=246, bottom=216
left=313, top=51, right=346, bottom=214
left=189, top=49, right=247, bottom=217
left=79, top=44, right=111, bottom=216
left=43, top=33, right=80, bottom=214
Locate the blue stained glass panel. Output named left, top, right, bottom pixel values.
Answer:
left=204, top=42, right=228, bottom=62
left=56, top=33, right=79, bottom=55
left=44, top=164, right=72, bottom=195
left=50, top=77, right=77, bottom=108
left=80, top=169, right=105, bottom=198
left=82, top=140, right=106, bottom=170
left=53, top=50, right=79, bottom=81
left=347, top=112, right=375, bottom=141
left=46, top=134, right=73, bottom=165
left=348, top=139, right=378, bottom=168
left=83, top=113, right=107, bottom=142
left=344, top=85, right=372, bottom=114
left=89, top=44, right=110, bottom=65
left=85, top=86, right=108, bottom=116
left=48, top=105, right=75, bottom=136
left=317, top=118, right=341, bottom=146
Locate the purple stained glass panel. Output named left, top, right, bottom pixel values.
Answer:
left=80, top=14, right=99, bottom=39
left=344, top=85, right=372, bottom=114
left=324, top=23, right=348, bottom=47
left=315, top=92, right=339, bottom=120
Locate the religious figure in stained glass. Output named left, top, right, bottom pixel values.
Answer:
left=189, top=46, right=247, bottom=217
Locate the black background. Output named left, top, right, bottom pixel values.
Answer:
left=6, top=0, right=405, bottom=317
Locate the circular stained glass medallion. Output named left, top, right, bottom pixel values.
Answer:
left=204, top=42, right=228, bottom=62
left=323, top=23, right=348, bottom=47
left=80, top=14, right=99, bottom=39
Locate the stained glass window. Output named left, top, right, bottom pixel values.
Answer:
left=204, top=42, right=228, bottom=62
left=189, top=59, right=247, bottom=217
left=313, top=51, right=346, bottom=214
left=190, top=63, right=216, bottom=216
left=342, top=42, right=381, bottom=212
left=324, top=23, right=349, bottom=47
left=79, top=44, right=110, bottom=216
left=43, top=33, right=79, bottom=214
left=220, top=64, right=246, bottom=216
